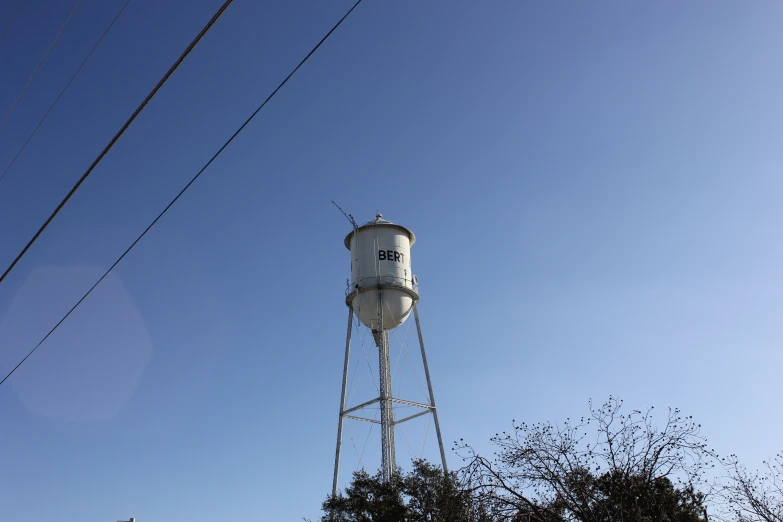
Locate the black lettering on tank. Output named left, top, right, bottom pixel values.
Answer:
left=387, top=250, right=394, bottom=261
left=394, top=252, right=401, bottom=262
left=378, top=250, right=386, bottom=260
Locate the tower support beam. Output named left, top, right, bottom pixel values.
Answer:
left=377, top=328, right=395, bottom=481
left=414, top=303, right=448, bottom=474
left=333, top=287, right=447, bottom=493
left=376, top=289, right=396, bottom=482
left=332, top=307, right=353, bottom=497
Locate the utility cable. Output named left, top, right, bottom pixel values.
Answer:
left=0, top=0, right=83, bottom=132
left=418, top=414, right=431, bottom=457
left=0, top=0, right=133, bottom=185
left=353, top=313, right=380, bottom=394
left=398, top=424, right=416, bottom=462
left=358, top=410, right=377, bottom=470
left=0, top=0, right=26, bottom=44
left=346, top=324, right=371, bottom=406
left=0, top=0, right=235, bottom=288
left=0, top=0, right=364, bottom=387
left=386, top=299, right=428, bottom=401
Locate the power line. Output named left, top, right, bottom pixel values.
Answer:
left=0, top=0, right=133, bottom=185
left=0, top=0, right=84, bottom=132
left=0, top=0, right=236, bottom=289
left=0, top=0, right=364, bottom=387
left=0, top=0, right=26, bottom=44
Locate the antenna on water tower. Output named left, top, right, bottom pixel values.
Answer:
left=332, top=212, right=447, bottom=496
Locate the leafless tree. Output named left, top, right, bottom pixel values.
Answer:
left=456, top=397, right=714, bottom=521
left=714, top=452, right=783, bottom=522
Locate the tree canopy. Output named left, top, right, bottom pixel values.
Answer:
left=319, top=398, right=781, bottom=522
left=456, top=397, right=711, bottom=521
left=321, top=459, right=482, bottom=522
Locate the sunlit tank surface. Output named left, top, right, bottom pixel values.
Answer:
left=344, top=214, right=418, bottom=330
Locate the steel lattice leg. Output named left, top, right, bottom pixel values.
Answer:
left=332, top=306, right=353, bottom=496
left=414, top=303, right=448, bottom=474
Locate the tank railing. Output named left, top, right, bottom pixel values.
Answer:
left=345, top=275, right=417, bottom=297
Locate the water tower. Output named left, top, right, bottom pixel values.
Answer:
left=332, top=214, right=447, bottom=495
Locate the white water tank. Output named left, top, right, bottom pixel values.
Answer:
left=344, top=214, right=419, bottom=330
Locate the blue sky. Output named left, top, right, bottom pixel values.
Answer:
left=0, top=0, right=781, bottom=520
